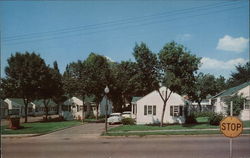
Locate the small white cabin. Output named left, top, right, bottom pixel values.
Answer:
left=132, top=87, right=186, bottom=125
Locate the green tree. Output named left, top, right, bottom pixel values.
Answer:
left=62, top=60, right=90, bottom=120
left=226, top=94, right=245, bottom=116
left=133, top=42, right=160, bottom=95
left=51, top=61, right=66, bottom=113
left=228, top=62, right=250, bottom=88
left=215, top=75, right=228, bottom=91
left=85, top=53, right=111, bottom=119
left=158, top=42, right=200, bottom=126
left=189, top=73, right=219, bottom=112
left=3, top=52, right=47, bottom=123
left=38, top=61, right=64, bottom=120
left=109, top=61, right=138, bottom=112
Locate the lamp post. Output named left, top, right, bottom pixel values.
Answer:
left=104, top=85, right=109, bottom=133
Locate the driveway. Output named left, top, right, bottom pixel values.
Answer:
left=38, top=123, right=109, bottom=140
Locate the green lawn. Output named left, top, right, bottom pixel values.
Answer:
left=196, top=117, right=209, bottom=123
left=106, top=119, right=250, bottom=136
left=1, top=120, right=82, bottom=135
left=108, top=123, right=218, bottom=132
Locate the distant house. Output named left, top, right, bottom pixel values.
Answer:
left=4, top=98, right=58, bottom=117
left=132, top=87, right=186, bottom=125
left=131, top=97, right=142, bottom=119
left=191, top=98, right=212, bottom=112
left=4, top=98, right=33, bottom=116
left=211, top=81, right=250, bottom=121
left=62, top=96, right=112, bottom=120
left=32, top=100, right=57, bottom=116
left=0, top=100, right=8, bottom=118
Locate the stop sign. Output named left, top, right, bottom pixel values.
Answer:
left=220, top=116, right=243, bottom=138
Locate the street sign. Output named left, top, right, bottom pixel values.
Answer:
left=220, top=116, right=243, bottom=138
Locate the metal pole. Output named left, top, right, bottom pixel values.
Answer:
left=230, top=101, right=233, bottom=158
left=105, top=95, right=108, bottom=133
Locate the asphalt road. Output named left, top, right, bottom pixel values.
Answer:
left=2, top=135, right=250, bottom=158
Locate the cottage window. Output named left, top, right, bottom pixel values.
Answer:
left=245, top=100, right=250, bottom=109
left=170, top=106, right=183, bottom=116
left=144, top=105, right=156, bottom=116
left=148, top=106, right=153, bottom=115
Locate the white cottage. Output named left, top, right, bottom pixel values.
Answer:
left=212, top=81, right=250, bottom=121
left=132, top=87, right=186, bottom=125
left=62, top=96, right=112, bottom=120
left=4, top=98, right=33, bottom=116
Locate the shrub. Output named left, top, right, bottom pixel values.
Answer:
left=193, top=111, right=214, bottom=118
left=185, top=114, right=197, bottom=124
left=208, top=113, right=224, bottom=125
left=121, top=118, right=135, bottom=125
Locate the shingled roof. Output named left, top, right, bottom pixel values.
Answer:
left=213, top=81, right=250, bottom=98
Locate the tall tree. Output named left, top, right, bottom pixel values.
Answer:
left=227, top=62, right=250, bottom=87
left=189, top=73, right=219, bottom=112
left=158, top=42, right=200, bottom=126
left=109, top=61, right=138, bottom=112
left=3, top=52, right=47, bottom=123
left=38, top=62, right=64, bottom=120
left=51, top=61, right=66, bottom=113
left=62, top=60, right=90, bottom=119
left=133, top=42, right=160, bottom=95
left=85, top=53, right=111, bottom=119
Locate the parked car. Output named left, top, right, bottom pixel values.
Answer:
left=107, top=113, right=122, bottom=125
left=122, top=111, right=132, bottom=118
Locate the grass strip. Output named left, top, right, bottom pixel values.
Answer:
left=1, top=120, right=82, bottom=135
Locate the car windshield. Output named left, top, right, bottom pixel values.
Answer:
left=110, top=114, right=120, bottom=117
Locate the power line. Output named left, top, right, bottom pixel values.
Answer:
left=2, top=2, right=246, bottom=45
left=3, top=1, right=241, bottom=41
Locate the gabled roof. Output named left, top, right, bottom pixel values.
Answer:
left=213, top=81, right=250, bottom=98
left=0, top=100, right=8, bottom=107
left=75, top=95, right=96, bottom=103
left=7, top=98, right=26, bottom=105
left=32, top=99, right=57, bottom=106
left=131, top=97, right=142, bottom=103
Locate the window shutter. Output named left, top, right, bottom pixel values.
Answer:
left=170, top=106, right=173, bottom=116
left=153, top=105, right=156, bottom=115
left=144, top=105, right=147, bottom=115
left=180, top=106, right=183, bottom=116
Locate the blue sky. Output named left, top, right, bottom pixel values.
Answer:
left=1, top=0, right=249, bottom=78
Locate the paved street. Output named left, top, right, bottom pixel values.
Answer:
left=2, top=123, right=250, bottom=158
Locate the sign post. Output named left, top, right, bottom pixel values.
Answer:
left=220, top=101, right=243, bottom=158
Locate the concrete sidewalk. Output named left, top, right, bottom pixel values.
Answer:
left=108, top=127, right=250, bottom=134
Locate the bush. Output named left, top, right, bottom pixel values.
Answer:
left=208, top=113, right=224, bottom=125
left=192, top=111, right=214, bottom=118
left=121, top=118, right=135, bottom=125
left=185, top=114, right=197, bottom=124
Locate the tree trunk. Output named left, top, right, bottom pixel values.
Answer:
left=160, top=101, right=167, bottom=127
left=158, top=89, right=172, bottom=127
left=96, top=103, right=99, bottom=120
left=198, top=101, right=202, bottom=112
left=81, top=95, right=85, bottom=123
left=43, top=99, right=50, bottom=121
left=24, top=104, right=28, bottom=123
left=23, top=98, right=29, bottom=123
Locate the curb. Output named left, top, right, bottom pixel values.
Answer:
left=101, top=133, right=250, bottom=139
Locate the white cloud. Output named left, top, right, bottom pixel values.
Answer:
left=200, top=57, right=247, bottom=70
left=176, top=34, right=192, bottom=41
left=105, top=56, right=115, bottom=62
left=216, top=35, right=249, bottom=53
